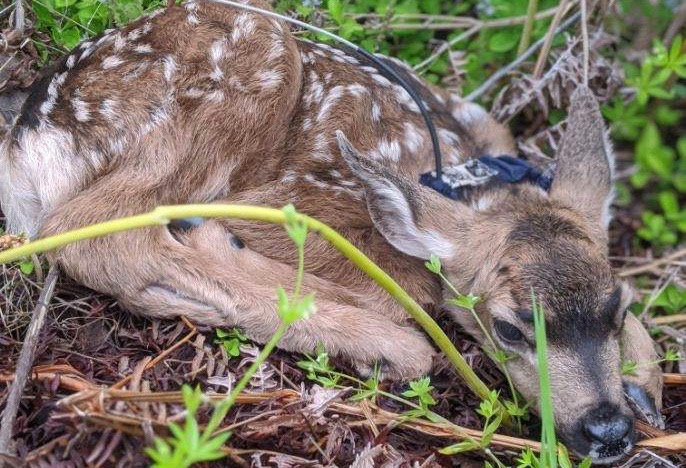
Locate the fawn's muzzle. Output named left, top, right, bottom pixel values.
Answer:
left=581, top=402, right=634, bottom=463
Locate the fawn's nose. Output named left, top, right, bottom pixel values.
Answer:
left=583, top=404, right=633, bottom=446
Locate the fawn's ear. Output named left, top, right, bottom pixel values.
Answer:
left=550, top=86, right=615, bottom=231
left=336, top=131, right=473, bottom=260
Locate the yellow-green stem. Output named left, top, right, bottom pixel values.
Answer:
left=0, top=203, right=506, bottom=421
left=517, top=0, right=540, bottom=55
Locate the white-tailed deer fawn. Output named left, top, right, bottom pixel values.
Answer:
left=0, top=0, right=664, bottom=462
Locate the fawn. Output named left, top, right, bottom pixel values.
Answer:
left=0, top=0, right=664, bottom=462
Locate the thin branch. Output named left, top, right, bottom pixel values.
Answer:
left=517, top=0, right=540, bottom=55
left=13, top=0, right=24, bottom=35
left=467, top=10, right=581, bottom=101
left=533, top=0, right=573, bottom=79
left=413, top=6, right=561, bottom=71
left=619, top=248, right=686, bottom=277
left=0, top=265, right=59, bottom=457
left=580, top=0, right=590, bottom=86
left=414, top=25, right=480, bottom=71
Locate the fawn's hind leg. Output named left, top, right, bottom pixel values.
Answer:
left=41, top=192, right=434, bottom=379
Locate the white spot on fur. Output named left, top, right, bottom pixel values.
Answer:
left=452, top=101, right=489, bottom=125
left=267, top=41, right=285, bottom=62
left=124, top=61, right=150, bottom=81
left=113, top=33, right=127, bottom=52
left=39, top=72, right=67, bottom=116
left=204, top=90, right=225, bottom=103
left=163, top=55, right=177, bottom=82
left=376, top=139, right=401, bottom=162
left=346, top=83, right=367, bottom=98
left=208, top=40, right=226, bottom=80
left=371, top=73, right=392, bottom=87
left=128, top=28, right=143, bottom=41
left=187, top=13, right=200, bottom=25
left=134, top=43, right=153, bottom=54
left=391, top=84, right=419, bottom=113
left=438, top=128, right=460, bottom=146
left=312, top=134, right=332, bottom=161
left=302, top=118, right=312, bottom=131
left=72, top=96, right=90, bottom=122
left=403, top=123, right=424, bottom=153
left=305, top=77, right=324, bottom=107
left=109, top=137, right=125, bottom=155
left=231, top=13, right=256, bottom=42
left=183, top=88, right=205, bottom=99
left=66, top=55, right=76, bottom=69
left=317, top=85, right=344, bottom=121
left=100, top=99, right=118, bottom=120
left=471, top=195, right=493, bottom=212
left=255, top=70, right=282, bottom=90
left=281, top=170, right=297, bottom=183
left=102, top=55, right=125, bottom=70
left=371, top=102, right=381, bottom=123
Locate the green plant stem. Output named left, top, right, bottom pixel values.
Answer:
left=517, top=0, right=540, bottom=55
left=438, top=271, right=522, bottom=421
left=532, top=293, right=557, bottom=468
left=293, top=239, right=305, bottom=300
left=201, top=321, right=289, bottom=442
left=0, top=203, right=505, bottom=422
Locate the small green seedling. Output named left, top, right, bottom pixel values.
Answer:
left=214, top=328, right=248, bottom=358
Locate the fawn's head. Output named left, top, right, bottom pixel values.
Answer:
left=337, top=86, right=635, bottom=463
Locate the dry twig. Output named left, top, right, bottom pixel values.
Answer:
left=0, top=265, right=59, bottom=457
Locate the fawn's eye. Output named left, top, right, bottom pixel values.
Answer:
left=494, top=320, right=524, bottom=342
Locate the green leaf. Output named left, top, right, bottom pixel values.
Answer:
left=424, top=254, right=441, bottom=274
left=621, top=360, right=637, bottom=376
left=449, top=293, right=481, bottom=310
left=53, top=27, right=82, bottom=49
left=488, top=30, right=517, bottom=53
left=658, top=191, right=679, bottom=217
left=19, top=259, right=35, bottom=275
left=327, top=0, right=344, bottom=24
left=439, top=439, right=480, bottom=454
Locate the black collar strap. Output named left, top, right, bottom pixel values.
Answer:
left=419, top=156, right=554, bottom=201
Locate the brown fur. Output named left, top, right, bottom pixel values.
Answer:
left=0, top=1, right=662, bottom=462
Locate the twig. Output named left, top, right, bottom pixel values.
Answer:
left=0, top=265, right=59, bottom=457
left=651, top=314, right=686, bottom=325
left=467, top=10, right=581, bottom=101
left=517, top=0, right=540, bottom=55
left=663, top=373, right=686, bottom=385
left=533, top=0, right=572, bottom=79
left=619, top=248, right=686, bottom=277
left=580, top=0, right=589, bottom=85
left=13, top=0, right=24, bottom=35
left=110, top=316, right=197, bottom=390
left=414, top=26, right=480, bottom=71
left=413, top=6, right=562, bottom=71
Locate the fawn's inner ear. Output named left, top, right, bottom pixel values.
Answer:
left=336, top=130, right=462, bottom=260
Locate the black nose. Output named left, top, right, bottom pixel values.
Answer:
left=583, top=404, right=633, bottom=445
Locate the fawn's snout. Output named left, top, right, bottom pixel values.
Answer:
left=580, top=402, right=634, bottom=461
